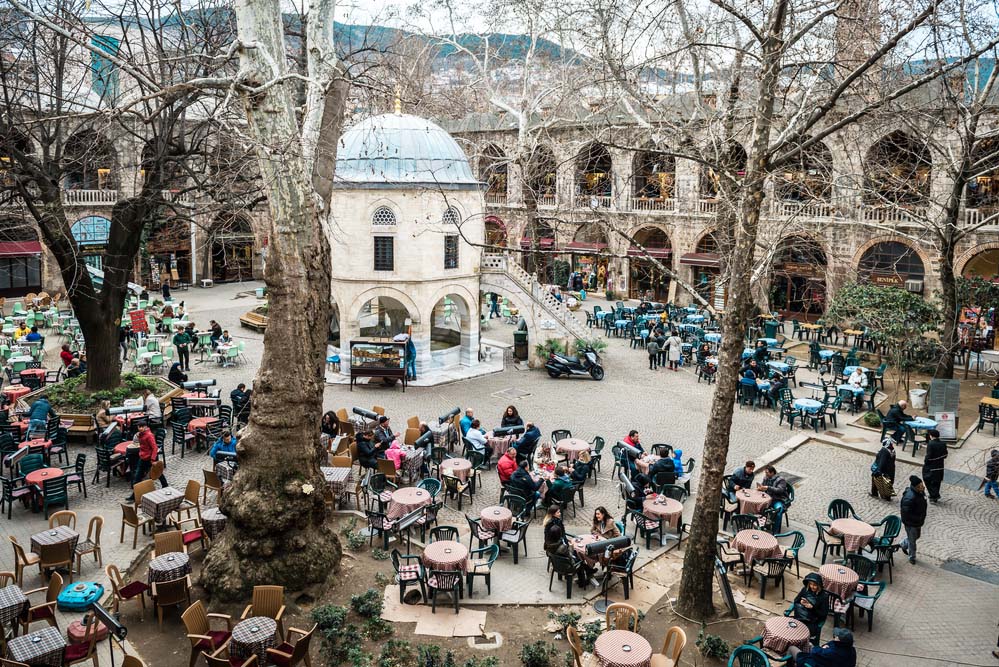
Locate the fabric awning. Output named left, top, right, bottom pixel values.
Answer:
left=564, top=241, right=608, bottom=252
left=627, top=247, right=672, bottom=259
left=679, top=252, right=720, bottom=267
left=520, top=237, right=556, bottom=250
left=0, top=241, right=42, bottom=256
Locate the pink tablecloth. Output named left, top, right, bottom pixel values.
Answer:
left=761, top=616, right=811, bottom=655
left=593, top=630, right=652, bottom=667
left=736, top=489, right=772, bottom=514
left=487, top=434, right=515, bottom=459
left=440, top=458, right=472, bottom=482
left=819, top=563, right=860, bottom=602
left=187, top=416, right=218, bottom=434
left=2, top=386, right=31, bottom=401
left=479, top=506, right=513, bottom=532
left=422, top=540, right=468, bottom=573
left=732, top=529, right=782, bottom=566
left=555, top=438, right=591, bottom=462
left=386, top=487, right=431, bottom=520
left=829, top=518, right=875, bottom=553
left=642, top=497, right=683, bottom=530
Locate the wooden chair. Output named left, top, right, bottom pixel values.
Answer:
left=173, top=479, right=201, bottom=522
left=605, top=602, right=640, bottom=631
left=404, top=428, right=419, bottom=446
left=154, top=530, right=185, bottom=556
left=148, top=460, right=165, bottom=483
left=63, top=611, right=99, bottom=666
left=173, top=516, right=208, bottom=553
left=206, top=647, right=257, bottom=666
left=265, top=623, right=316, bottom=667
left=48, top=510, right=77, bottom=530
left=406, top=416, right=420, bottom=430
left=372, top=406, right=386, bottom=416
left=8, top=536, right=40, bottom=585
left=151, top=575, right=192, bottom=630
left=74, top=515, right=103, bottom=575
left=121, top=502, right=155, bottom=549
left=330, top=456, right=352, bottom=468
left=241, top=585, right=286, bottom=641
left=121, top=657, right=146, bottom=667
left=1, top=659, right=30, bottom=667
left=650, top=625, right=687, bottom=667
left=133, top=479, right=155, bottom=508
left=376, top=458, right=397, bottom=485
left=0, top=572, right=13, bottom=588
left=202, top=469, right=222, bottom=504
left=182, top=600, right=233, bottom=667
left=107, top=563, right=149, bottom=616
left=20, top=571, right=61, bottom=633
left=37, top=541, right=73, bottom=583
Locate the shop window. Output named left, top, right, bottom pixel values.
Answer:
left=444, top=235, right=459, bottom=269
left=374, top=236, right=394, bottom=271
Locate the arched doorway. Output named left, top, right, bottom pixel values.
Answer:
left=485, top=216, right=507, bottom=248
left=70, top=216, right=111, bottom=270
left=771, top=236, right=827, bottom=318
left=480, top=144, right=508, bottom=204
left=858, top=241, right=925, bottom=292
left=700, top=143, right=747, bottom=201
left=523, top=144, right=557, bottom=207
left=681, top=232, right=724, bottom=306
left=210, top=212, right=255, bottom=282
left=63, top=129, right=117, bottom=191
left=575, top=142, right=613, bottom=208
left=774, top=140, right=833, bottom=216
left=0, top=220, right=42, bottom=297
left=357, top=296, right=411, bottom=338
left=567, top=223, right=608, bottom=290
left=966, top=136, right=999, bottom=223
left=430, top=293, right=472, bottom=368
left=521, top=217, right=557, bottom=280
left=147, top=219, right=192, bottom=285
left=628, top=226, right=672, bottom=301
left=864, top=131, right=931, bottom=216
left=632, top=148, right=676, bottom=210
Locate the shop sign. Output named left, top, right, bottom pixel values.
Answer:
left=780, top=262, right=820, bottom=277
left=869, top=273, right=904, bottom=287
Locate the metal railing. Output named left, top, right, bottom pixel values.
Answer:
left=537, top=194, right=557, bottom=208
left=574, top=194, right=612, bottom=210
left=61, top=189, right=119, bottom=206
left=630, top=197, right=675, bottom=212
left=772, top=200, right=834, bottom=219
left=484, top=192, right=507, bottom=205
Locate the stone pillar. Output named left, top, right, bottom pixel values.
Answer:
left=675, top=159, right=699, bottom=209
left=555, top=143, right=576, bottom=209
left=610, top=147, right=633, bottom=211
left=508, top=158, right=524, bottom=206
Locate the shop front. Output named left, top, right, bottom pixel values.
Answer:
left=681, top=232, right=724, bottom=308
left=146, top=220, right=192, bottom=286
left=627, top=227, right=672, bottom=301
left=0, top=239, right=42, bottom=298
left=566, top=223, right=609, bottom=291
left=71, top=215, right=111, bottom=270
left=771, top=237, right=827, bottom=319
left=520, top=218, right=556, bottom=282
left=858, top=241, right=925, bottom=293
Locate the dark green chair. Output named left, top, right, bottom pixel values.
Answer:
left=41, top=476, right=69, bottom=518
left=775, top=530, right=806, bottom=577
left=730, top=513, right=759, bottom=533
left=840, top=554, right=878, bottom=582
left=727, top=645, right=771, bottom=666
left=416, top=477, right=441, bottom=499
left=466, top=544, right=499, bottom=597
left=19, top=453, right=45, bottom=477
left=849, top=580, right=886, bottom=631
left=740, top=637, right=789, bottom=666
left=870, top=515, right=901, bottom=548
left=827, top=499, right=860, bottom=521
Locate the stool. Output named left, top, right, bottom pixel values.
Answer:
left=200, top=279, right=214, bottom=288
left=326, top=355, right=341, bottom=373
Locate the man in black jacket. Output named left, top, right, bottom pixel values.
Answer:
left=900, top=475, right=927, bottom=564
left=508, top=460, right=543, bottom=503
left=373, top=415, right=396, bottom=455
left=728, top=461, right=756, bottom=494
left=758, top=465, right=789, bottom=507
left=649, top=456, right=677, bottom=485
left=514, top=422, right=541, bottom=463
left=883, top=400, right=912, bottom=442
left=921, top=429, right=948, bottom=502
left=356, top=432, right=379, bottom=470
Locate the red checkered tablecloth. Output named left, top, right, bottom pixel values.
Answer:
left=387, top=487, right=431, bottom=520
left=555, top=438, right=591, bottom=461
left=732, top=530, right=782, bottom=566
left=736, top=489, right=772, bottom=514
left=187, top=416, right=218, bottom=434
left=819, top=563, right=860, bottom=602
left=320, top=466, right=353, bottom=497
left=593, top=630, right=652, bottom=667
left=422, top=540, right=468, bottom=573
left=440, top=458, right=472, bottom=482
left=487, top=434, right=515, bottom=458
left=830, top=518, right=875, bottom=553
left=480, top=506, right=513, bottom=532
left=634, top=455, right=660, bottom=476
left=642, top=497, right=683, bottom=531
left=761, top=616, right=811, bottom=655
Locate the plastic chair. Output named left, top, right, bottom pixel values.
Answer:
left=74, top=515, right=103, bottom=575
left=726, top=645, right=771, bottom=667
left=107, top=563, right=149, bottom=616
left=241, top=585, right=286, bottom=642
left=827, top=499, right=860, bottom=521
left=605, top=602, right=640, bottom=631
left=182, top=599, right=233, bottom=667
left=749, top=557, right=791, bottom=599
left=427, top=570, right=463, bottom=614
left=151, top=575, right=192, bottom=629
left=651, top=625, right=687, bottom=667
left=849, top=580, right=886, bottom=631
left=390, top=549, right=425, bottom=604
left=466, top=544, right=499, bottom=597
left=775, top=530, right=806, bottom=578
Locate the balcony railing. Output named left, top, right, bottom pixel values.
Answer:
left=965, top=207, right=999, bottom=227
left=698, top=199, right=719, bottom=214
left=630, top=197, right=675, bottom=212
left=772, top=200, right=834, bottom=219
left=861, top=205, right=927, bottom=224
left=574, top=194, right=612, bottom=209
left=61, top=189, right=119, bottom=206
left=484, top=192, right=508, bottom=205
left=537, top=194, right=557, bottom=208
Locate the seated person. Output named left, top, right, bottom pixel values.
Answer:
left=591, top=506, right=621, bottom=539
left=514, top=422, right=541, bottom=462
left=727, top=460, right=756, bottom=496
left=218, top=330, right=232, bottom=345
left=508, top=459, right=543, bottom=502
left=570, top=451, right=592, bottom=483
left=95, top=400, right=114, bottom=430
left=649, top=456, right=677, bottom=485
left=355, top=432, right=379, bottom=470
left=373, top=416, right=396, bottom=456
left=209, top=431, right=238, bottom=461
left=767, top=372, right=786, bottom=404
left=60, top=344, right=74, bottom=367
left=758, top=464, right=790, bottom=508
left=790, top=627, right=856, bottom=667
left=622, top=430, right=645, bottom=474
left=459, top=409, right=475, bottom=436
left=500, top=405, right=524, bottom=428
left=209, top=320, right=223, bottom=347
left=24, top=326, right=43, bottom=343
left=790, top=573, right=831, bottom=643
left=545, top=465, right=574, bottom=502
left=384, top=440, right=404, bottom=470
left=626, top=475, right=650, bottom=514
left=753, top=340, right=770, bottom=364
left=497, top=447, right=518, bottom=484
left=65, top=356, right=84, bottom=378
left=464, top=419, right=493, bottom=460
left=168, top=362, right=188, bottom=384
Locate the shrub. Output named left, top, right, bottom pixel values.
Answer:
left=547, top=610, right=581, bottom=632
left=463, top=658, right=499, bottom=667
left=350, top=588, right=384, bottom=619
left=372, top=548, right=390, bottom=561
left=573, top=338, right=607, bottom=354
left=377, top=639, right=415, bottom=667
left=311, top=604, right=360, bottom=664
left=580, top=620, right=602, bottom=652
left=364, top=617, right=393, bottom=640
left=863, top=411, right=881, bottom=427
left=349, top=647, right=372, bottom=667
left=40, top=372, right=169, bottom=413
left=520, top=641, right=559, bottom=667
left=374, top=572, right=392, bottom=587
left=535, top=339, right=565, bottom=360
left=695, top=624, right=730, bottom=660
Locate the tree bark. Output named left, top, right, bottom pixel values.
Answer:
left=676, top=0, right=788, bottom=619
left=935, top=233, right=958, bottom=379
left=201, top=0, right=346, bottom=600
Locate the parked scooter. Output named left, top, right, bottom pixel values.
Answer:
left=545, top=346, right=604, bottom=380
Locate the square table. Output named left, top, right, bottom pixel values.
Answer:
left=140, top=487, right=186, bottom=523
left=0, top=585, right=27, bottom=629
left=6, top=625, right=65, bottom=666
left=30, top=525, right=79, bottom=555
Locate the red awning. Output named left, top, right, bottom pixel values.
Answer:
left=564, top=241, right=608, bottom=252
left=627, top=247, right=672, bottom=259
left=679, top=252, right=720, bottom=267
left=0, top=241, right=42, bottom=257
left=520, top=237, right=556, bottom=250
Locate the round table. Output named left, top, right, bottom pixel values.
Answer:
left=230, top=616, right=278, bottom=661
left=735, top=489, right=771, bottom=514
left=819, top=563, right=860, bottom=602
left=422, top=540, right=468, bottom=573
left=843, top=366, right=869, bottom=376
left=594, top=629, right=653, bottom=667
left=704, top=333, right=721, bottom=343
left=18, top=439, right=52, bottom=451
left=479, top=506, right=513, bottom=532
left=202, top=507, right=227, bottom=540
left=147, top=552, right=191, bottom=584
left=818, top=349, right=835, bottom=359
left=642, top=497, right=683, bottom=531
left=906, top=417, right=937, bottom=431
left=187, top=416, right=218, bottom=433
left=758, top=338, right=778, bottom=346
left=571, top=534, right=599, bottom=560
left=732, top=529, right=782, bottom=565
left=761, top=616, right=812, bottom=655
left=19, top=368, right=46, bottom=381
left=25, top=467, right=63, bottom=486
left=387, top=487, right=432, bottom=520
left=793, top=398, right=823, bottom=414
left=555, top=438, right=591, bottom=462
left=829, top=518, right=875, bottom=553
left=439, top=458, right=472, bottom=482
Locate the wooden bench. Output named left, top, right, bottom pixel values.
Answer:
left=65, top=414, right=98, bottom=444
left=239, top=311, right=268, bottom=332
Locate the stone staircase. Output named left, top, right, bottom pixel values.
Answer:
left=479, top=252, right=590, bottom=341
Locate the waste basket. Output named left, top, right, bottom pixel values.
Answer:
left=909, top=388, right=927, bottom=410
left=255, top=287, right=265, bottom=299
left=513, top=331, right=528, bottom=361
left=764, top=321, right=779, bottom=339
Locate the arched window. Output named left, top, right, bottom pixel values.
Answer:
left=858, top=241, right=925, bottom=286
left=864, top=131, right=931, bottom=207
left=480, top=144, right=507, bottom=203
left=372, top=206, right=397, bottom=226
left=632, top=149, right=676, bottom=210
left=575, top=142, right=613, bottom=207
left=442, top=207, right=460, bottom=226
left=524, top=145, right=557, bottom=206
left=700, top=143, right=747, bottom=199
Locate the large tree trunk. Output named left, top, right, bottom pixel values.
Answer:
left=676, top=1, right=787, bottom=619
left=935, top=233, right=958, bottom=379
left=202, top=0, right=344, bottom=600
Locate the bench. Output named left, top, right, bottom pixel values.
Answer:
left=239, top=311, right=268, bottom=332
left=65, top=414, right=98, bottom=444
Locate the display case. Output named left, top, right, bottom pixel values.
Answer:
left=349, top=338, right=407, bottom=391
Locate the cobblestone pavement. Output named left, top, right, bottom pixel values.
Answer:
left=3, top=282, right=995, bottom=666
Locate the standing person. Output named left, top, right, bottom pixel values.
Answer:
left=984, top=449, right=999, bottom=499
left=126, top=423, right=158, bottom=502
left=405, top=335, right=417, bottom=381
left=27, top=396, right=56, bottom=433
left=173, top=327, right=192, bottom=372
left=665, top=329, right=682, bottom=371
left=654, top=332, right=667, bottom=369
left=119, top=324, right=132, bottom=363
left=922, top=429, right=948, bottom=503
left=900, top=475, right=928, bottom=564
left=646, top=337, right=660, bottom=371
left=870, top=434, right=898, bottom=499
left=488, top=292, right=500, bottom=319
left=161, top=279, right=171, bottom=302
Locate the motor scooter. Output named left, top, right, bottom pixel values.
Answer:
left=544, top=346, right=604, bottom=380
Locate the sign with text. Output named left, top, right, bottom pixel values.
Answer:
left=933, top=411, right=957, bottom=440
left=868, top=273, right=904, bottom=287
left=128, top=309, right=148, bottom=333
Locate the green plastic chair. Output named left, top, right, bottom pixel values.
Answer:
left=850, top=580, right=886, bottom=631
left=41, top=477, right=69, bottom=518
left=19, top=453, right=45, bottom=476
left=727, top=645, right=771, bottom=667
left=11, top=361, right=27, bottom=373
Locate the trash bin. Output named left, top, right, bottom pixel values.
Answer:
left=255, top=287, right=265, bottom=299
left=764, top=321, right=779, bottom=339
left=909, top=388, right=927, bottom=410
left=513, top=331, right=528, bottom=361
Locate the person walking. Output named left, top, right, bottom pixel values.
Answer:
left=900, top=475, right=927, bottom=564
left=646, top=337, right=660, bottom=371
left=489, top=292, right=500, bottom=319
left=984, top=449, right=999, bottom=499
left=922, top=428, right=948, bottom=503
left=665, top=330, right=682, bottom=371
left=870, top=433, right=898, bottom=499
left=173, top=327, right=192, bottom=372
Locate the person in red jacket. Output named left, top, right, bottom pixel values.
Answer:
left=59, top=344, right=74, bottom=367
left=126, top=423, right=168, bottom=500
left=497, top=447, right=518, bottom=484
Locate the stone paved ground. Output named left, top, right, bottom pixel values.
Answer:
left=3, top=281, right=995, bottom=666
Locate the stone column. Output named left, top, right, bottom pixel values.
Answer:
left=610, top=147, right=633, bottom=211
left=675, top=159, right=699, bottom=211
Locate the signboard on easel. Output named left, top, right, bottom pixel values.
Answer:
left=929, top=379, right=960, bottom=441
left=128, top=309, right=148, bottom=334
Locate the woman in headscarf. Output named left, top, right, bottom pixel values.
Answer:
left=167, top=362, right=187, bottom=384
left=871, top=433, right=898, bottom=499
left=791, top=573, right=831, bottom=643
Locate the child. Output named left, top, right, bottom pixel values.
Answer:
left=647, top=338, right=660, bottom=370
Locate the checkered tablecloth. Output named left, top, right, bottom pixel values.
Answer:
left=147, top=552, right=191, bottom=584
left=0, top=585, right=27, bottom=628
left=30, top=526, right=79, bottom=555
left=401, top=448, right=424, bottom=479
left=487, top=435, right=515, bottom=459
left=321, top=465, right=353, bottom=491
left=431, top=423, right=457, bottom=450
left=141, top=487, right=186, bottom=523
left=762, top=617, right=811, bottom=655
left=350, top=417, right=376, bottom=434
left=202, top=507, right=227, bottom=540
left=6, top=626, right=65, bottom=666
left=819, top=563, right=861, bottom=602
left=593, top=630, right=652, bottom=667
left=829, top=518, right=876, bottom=553
left=230, top=616, right=278, bottom=661
left=216, top=461, right=237, bottom=483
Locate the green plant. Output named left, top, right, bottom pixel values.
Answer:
left=695, top=624, right=730, bottom=660
left=365, top=616, right=393, bottom=640
left=552, top=259, right=570, bottom=287
left=311, top=604, right=360, bottom=664
left=863, top=411, right=882, bottom=427
left=340, top=517, right=358, bottom=535
left=350, top=588, right=384, bottom=619
left=463, top=658, right=498, bottom=667
left=343, top=528, right=367, bottom=550
left=573, top=338, right=607, bottom=354
left=377, top=639, right=414, bottom=666
left=535, top=338, right=565, bottom=360
left=39, top=372, right=170, bottom=413
left=520, top=641, right=559, bottom=667
left=349, top=646, right=372, bottom=667
left=374, top=572, right=392, bottom=587
left=372, top=548, right=390, bottom=561
left=580, top=620, right=602, bottom=652
left=547, top=610, right=581, bottom=632
left=605, top=289, right=615, bottom=301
